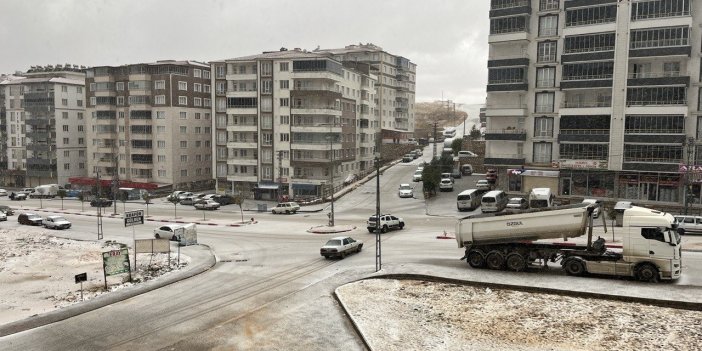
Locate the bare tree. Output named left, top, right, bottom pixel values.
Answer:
left=57, top=189, right=67, bottom=210
left=168, top=195, right=180, bottom=218
left=142, top=193, right=153, bottom=217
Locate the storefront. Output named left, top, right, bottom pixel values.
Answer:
left=507, top=168, right=559, bottom=194
left=556, top=170, right=681, bottom=203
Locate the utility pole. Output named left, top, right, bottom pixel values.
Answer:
left=277, top=150, right=284, bottom=201
left=375, top=155, right=382, bottom=272
left=432, top=121, right=438, bottom=159
left=684, top=137, right=695, bottom=215
left=96, top=171, right=103, bottom=240
left=329, top=123, right=335, bottom=227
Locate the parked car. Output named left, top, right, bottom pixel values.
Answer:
left=439, top=178, right=454, bottom=192
left=413, top=171, right=423, bottom=182
left=177, top=192, right=194, bottom=201
left=212, top=194, right=234, bottom=206
left=415, top=149, right=423, bottom=156
left=402, top=154, right=413, bottom=163
left=461, top=164, right=473, bottom=176
left=19, top=188, right=34, bottom=195
left=0, top=205, right=15, bottom=216
left=409, top=151, right=419, bottom=159
left=506, top=197, right=529, bottom=211
left=10, top=192, right=27, bottom=201
left=320, top=236, right=363, bottom=259
left=90, top=198, right=113, bottom=207
left=18, top=213, right=43, bottom=226
left=398, top=184, right=414, bottom=198
left=43, top=215, right=72, bottom=230
left=367, top=214, right=405, bottom=233
left=674, top=215, right=702, bottom=235
left=271, top=202, right=301, bottom=214
left=441, top=172, right=453, bottom=181
left=0, top=212, right=6, bottom=221
left=451, top=169, right=462, bottom=179
left=194, top=199, right=220, bottom=210
left=476, top=179, right=491, bottom=191
left=154, top=223, right=195, bottom=240
left=180, top=196, right=197, bottom=206
left=0, top=189, right=6, bottom=196
left=458, top=150, right=478, bottom=158
left=582, top=199, right=602, bottom=218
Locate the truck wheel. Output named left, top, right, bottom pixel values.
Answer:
left=467, top=251, right=485, bottom=268
left=564, top=259, right=586, bottom=276
left=635, top=263, right=659, bottom=283
left=506, top=253, right=527, bottom=272
left=399, top=223, right=404, bottom=229
left=381, top=225, right=388, bottom=233
left=486, top=251, right=505, bottom=270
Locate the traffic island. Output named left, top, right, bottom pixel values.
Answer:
left=307, top=225, right=356, bottom=234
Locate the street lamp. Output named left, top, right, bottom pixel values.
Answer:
left=684, top=137, right=695, bottom=215
left=375, top=155, right=382, bottom=272
left=319, top=121, right=343, bottom=227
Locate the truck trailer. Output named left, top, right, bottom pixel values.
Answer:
left=455, top=203, right=681, bottom=282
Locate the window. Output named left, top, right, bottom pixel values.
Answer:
left=77, top=100, right=83, bottom=107
left=180, top=111, right=187, bottom=119
left=630, top=26, right=689, bottom=49
left=180, top=141, right=187, bottom=148
left=204, top=98, right=211, bottom=107
left=194, top=97, right=202, bottom=106
left=156, top=111, right=166, bottom=119
left=157, top=141, right=166, bottom=148
left=535, top=92, right=555, bottom=113
left=77, top=86, right=82, bottom=93
left=564, top=33, right=616, bottom=54
left=155, top=80, right=165, bottom=89
left=115, top=82, right=124, bottom=91
left=62, top=112, right=69, bottom=119
left=155, top=95, right=166, bottom=104
left=78, top=137, right=84, bottom=145
left=180, top=126, right=187, bottom=134
left=663, top=62, right=681, bottom=77
left=533, top=142, right=552, bottom=163
left=280, top=98, right=289, bottom=107
left=536, top=67, right=555, bottom=88
left=626, top=115, right=684, bottom=134
left=490, top=15, right=527, bottom=34
left=193, top=69, right=201, bottom=78
left=158, top=155, right=166, bottom=162
left=534, top=117, right=554, bottom=137
left=158, top=170, right=167, bottom=177
left=537, top=41, right=557, bottom=63
left=181, top=169, right=188, bottom=177
left=63, top=138, right=69, bottom=144
left=562, top=61, right=614, bottom=80
left=280, top=80, right=289, bottom=89
left=627, top=86, right=687, bottom=105
left=280, top=133, right=290, bottom=142
left=78, top=112, right=84, bottom=120
left=488, top=67, right=526, bottom=84
left=632, top=0, right=690, bottom=20
left=64, top=150, right=70, bottom=157
left=62, top=98, right=68, bottom=106
left=565, top=4, right=617, bottom=27
left=203, top=70, right=210, bottom=79
left=641, top=228, right=665, bottom=242
left=280, top=115, right=290, bottom=124
left=204, top=84, right=211, bottom=93
left=195, top=127, right=201, bottom=134
left=117, top=96, right=125, bottom=105
left=178, top=81, right=187, bottom=90
left=624, top=144, right=682, bottom=163
left=78, top=125, right=84, bottom=132
left=280, top=62, right=289, bottom=71
left=180, top=155, right=188, bottom=163
left=539, top=0, right=559, bottom=11
left=157, top=126, right=166, bottom=133
left=61, top=85, right=67, bottom=92
left=64, top=163, right=70, bottom=170
left=194, top=83, right=202, bottom=92
left=178, top=96, right=187, bottom=105
left=261, top=80, right=272, bottom=93
left=62, top=125, right=69, bottom=132
left=560, top=144, right=609, bottom=160
left=538, top=15, right=558, bottom=37
left=90, top=97, right=96, bottom=105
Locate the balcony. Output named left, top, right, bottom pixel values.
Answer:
left=291, top=89, right=342, bottom=99
left=226, top=174, right=258, bottom=183
left=227, top=141, right=258, bottom=149
left=290, top=105, right=341, bottom=116
left=560, top=99, right=612, bottom=115
left=560, top=74, right=613, bottom=89
left=290, top=140, right=342, bottom=151
left=487, top=78, right=528, bottom=92
left=627, top=72, right=690, bottom=87
left=488, top=29, right=529, bottom=44
left=226, top=123, right=257, bottom=132
left=227, top=158, right=258, bottom=166
left=558, top=129, right=610, bottom=142
left=483, top=129, right=527, bottom=141
left=629, top=38, right=691, bottom=58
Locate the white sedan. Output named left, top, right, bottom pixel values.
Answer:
left=320, top=236, right=363, bottom=259
left=194, top=199, right=220, bottom=210
left=398, top=184, right=413, bottom=198
left=0, top=212, right=6, bottom=221
left=0, top=189, right=7, bottom=196
left=43, top=215, right=72, bottom=229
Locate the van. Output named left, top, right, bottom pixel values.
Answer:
left=457, top=189, right=481, bottom=211
left=481, top=190, right=508, bottom=213
left=461, top=164, right=473, bottom=176
left=673, top=215, right=702, bottom=235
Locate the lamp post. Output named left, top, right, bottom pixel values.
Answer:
left=375, top=155, right=382, bottom=272
left=319, top=121, right=342, bottom=227
left=684, top=137, right=695, bottom=215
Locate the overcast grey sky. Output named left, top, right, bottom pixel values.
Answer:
left=0, top=0, right=490, bottom=105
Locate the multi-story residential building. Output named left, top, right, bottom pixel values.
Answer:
left=485, top=0, right=701, bottom=205
left=315, top=43, right=417, bottom=144
left=0, top=65, right=87, bottom=187
left=77, top=61, right=213, bottom=192
left=211, top=48, right=378, bottom=200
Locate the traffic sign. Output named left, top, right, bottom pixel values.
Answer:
left=124, top=210, right=144, bottom=227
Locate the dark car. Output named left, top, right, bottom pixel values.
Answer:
left=90, top=198, right=113, bottom=207
left=0, top=205, right=15, bottom=216
left=10, top=192, right=27, bottom=201
left=212, top=194, right=234, bottom=206
left=18, top=213, right=43, bottom=226
left=451, top=169, right=462, bottom=179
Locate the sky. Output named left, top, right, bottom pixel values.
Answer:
left=0, top=0, right=490, bottom=105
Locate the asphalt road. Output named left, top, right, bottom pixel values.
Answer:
left=1, top=143, right=702, bottom=350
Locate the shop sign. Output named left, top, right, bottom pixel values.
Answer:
left=521, top=170, right=559, bottom=177
left=679, top=164, right=702, bottom=173
left=557, top=160, right=608, bottom=170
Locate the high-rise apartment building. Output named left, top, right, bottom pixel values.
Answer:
left=211, top=49, right=379, bottom=200
left=485, top=0, right=699, bottom=205
left=0, top=65, right=87, bottom=187
left=79, top=61, right=213, bottom=192
left=315, top=44, right=417, bottom=143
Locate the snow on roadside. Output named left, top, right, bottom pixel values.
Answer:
left=0, top=228, right=190, bottom=327
left=337, top=279, right=702, bottom=351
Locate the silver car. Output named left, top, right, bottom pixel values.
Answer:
left=320, top=236, right=363, bottom=259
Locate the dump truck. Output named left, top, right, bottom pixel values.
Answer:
left=455, top=202, right=681, bottom=282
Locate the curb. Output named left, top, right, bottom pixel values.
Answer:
left=333, top=288, right=374, bottom=351
left=0, top=243, right=217, bottom=337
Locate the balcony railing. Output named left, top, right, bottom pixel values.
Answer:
left=630, top=38, right=689, bottom=49
left=559, top=129, right=610, bottom=135
left=488, top=78, right=527, bottom=84
left=625, top=128, right=684, bottom=134
left=560, top=153, right=608, bottom=160
left=491, top=0, right=529, bottom=10
left=562, top=74, right=613, bottom=81
left=628, top=71, right=682, bottom=78
left=565, top=17, right=616, bottom=28
left=490, top=27, right=528, bottom=35
left=626, top=99, right=687, bottom=106
left=487, top=153, right=525, bottom=159
left=561, top=100, right=612, bottom=108
left=485, top=102, right=527, bottom=109
left=563, top=46, right=615, bottom=54
left=632, top=10, right=690, bottom=21
left=485, top=128, right=526, bottom=134
left=535, top=105, right=554, bottom=113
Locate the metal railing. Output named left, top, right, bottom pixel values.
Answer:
left=486, top=153, right=526, bottom=159
left=485, top=128, right=526, bottom=134
left=562, top=74, right=613, bottom=81
left=626, top=100, right=687, bottom=106
left=624, top=128, right=684, bottom=134
left=630, top=38, right=689, bottom=49
left=488, top=78, right=527, bottom=84
left=491, top=0, right=529, bottom=10
left=565, top=17, right=616, bottom=28
left=628, top=71, right=682, bottom=79
left=632, top=10, right=690, bottom=21
left=490, top=27, right=528, bottom=35
left=535, top=105, right=554, bottom=113
left=561, top=100, right=612, bottom=108
left=485, top=102, right=527, bottom=109
left=563, top=45, right=614, bottom=54
left=559, top=129, right=610, bottom=135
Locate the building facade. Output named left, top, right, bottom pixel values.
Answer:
left=80, top=61, right=213, bottom=192
left=0, top=66, right=87, bottom=187
left=211, top=49, right=378, bottom=200
left=485, top=0, right=701, bottom=205
left=315, top=44, right=417, bottom=144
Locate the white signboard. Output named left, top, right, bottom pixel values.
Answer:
left=557, top=160, right=608, bottom=170
left=124, top=210, right=145, bottom=227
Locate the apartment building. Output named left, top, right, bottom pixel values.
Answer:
left=315, top=43, right=417, bottom=143
left=0, top=65, right=87, bottom=187
left=78, top=61, right=213, bottom=192
left=211, top=49, right=378, bottom=200
left=485, top=0, right=701, bottom=205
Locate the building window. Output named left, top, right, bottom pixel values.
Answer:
left=630, top=26, right=689, bottom=49
left=62, top=112, right=69, bottom=119
left=539, top=0, right=559, bottom=11
left=627, top=86, right=687, bottom=106
left=156, top=111, right=166, bottom=119
left=537, top=41, right=557, bottom=63
left=261, top=80, right=272, bottom=93
left=536, top=67, right=555, bottom=88
left=155, top=95, right=166, bottom=104
left=534, top=117, right=554, bottom=138
left=565, top=4, right=617, bottom=27
left=77, top=100, right=83, bottom=107
left=157, top=126, right=166, bottom=133
left=663, top=62, right=681, bottom=77
left=490, top=15, right=527, bottom=35
left=194, top=83, right=202, bottom=92
left=535, top=92, right=555, bottom=113
left=624, top=144, right=682, bottom=163
left=180, top=126, right=187, bottom=134
left=178, top=96, right=187, bottom=105
left=62, top=125, right=69, bottom=132
left=158, top=141, right=166, bottom=148
left=181, top=169, right=188, bottom=177
left=203, top=70, right=210, bottom=79
left=116, top=82, right=124, bottom=91
left=488, top=67, right=525, bottom=84
left=117, top=96, right=125, bottom=105
left=631, top=0, right=690, bottom=21
left=204, top=84, right=211, bottom=93
left=158, top=170, right=167, bottom=177
left=158, top=155, right=166, bottom=162
left=280, top=115, right=290, bottom=124
left=538, top=15, right=558, bottom=37
left=562, top=61, right=614, bottom=80
left=280, top=80, right=289, bottom=89
left=78, top=125, right=84, bottom=132
left=533, top=142, right=552, bottom=163
left=180, top=141, right=187, bottom=148
left=62, top=98, right=68, bottom=106
left=64, top=150, right=70, bottom=157
left=194, top=97, right=202, bottom=106
left=155, top=80, right=165, bottom=89
left=204, top=98, right=211, bottom=107
left=78, top=112, right=83, bottom=120
left=193, top=69, right=201, bottom=78
left=180, top=155, right=188, bottom=163
left=178, top=81, right=187, bottom=90
left=280, top=98, right=289, bottom=107
left=64, top=163, right=70, bottom=170
left=280, top=133, right=289, bottom=142
left=63, top=138, right=69, bottom=144
left=61, top=86, right=67, bottom=92
left=564, top=33, right=616, bottom=54
left=626, top=115, right=684, bottom=134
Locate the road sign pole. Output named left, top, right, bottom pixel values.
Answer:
left=80, top=282, right=83, bottom=301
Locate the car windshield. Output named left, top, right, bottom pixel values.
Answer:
left=400, top=185, right=411, bottom=190
left=668, top=228, right=681, bottom=245
left=508, top=199, right=521, bottom=204
left=53, top=217, right=67, bottom=221
left=29, top=215, right=42, bottom=219
left=483, top=197, right=495, bottom=203
left=477, top=181, right=487, bottom=184
left=325, top=240, right=342, bottom=246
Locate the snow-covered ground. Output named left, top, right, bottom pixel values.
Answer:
left=0, top=228, right=190, bottom=326
left=338, top=279, right=702, bottom=351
